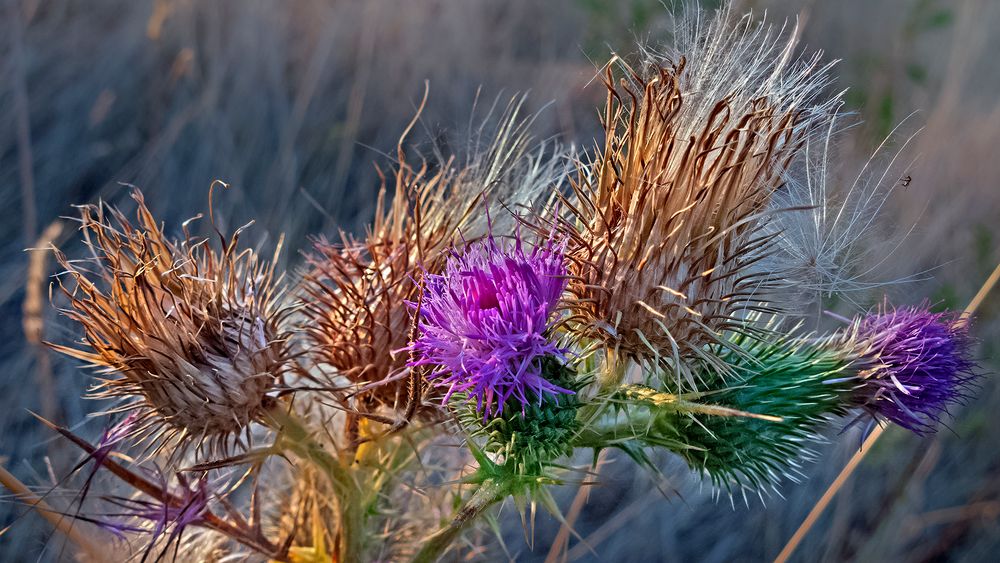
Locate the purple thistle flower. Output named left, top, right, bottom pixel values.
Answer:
left=852, top=305, right=978, bottom=434
left=67, top=413, right=139, bottom=502
left=406, top=232, right=572, bottom=417
left=98, top=471, right=211, bottom=556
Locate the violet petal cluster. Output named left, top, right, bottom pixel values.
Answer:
left=99, top=472, right=210, bottom=546
left=407, top=233, right=571, bottom=416
left=854, top=306, right=978, bottom=433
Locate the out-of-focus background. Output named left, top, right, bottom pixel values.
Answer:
left=2, top=0, right=998, bottom=560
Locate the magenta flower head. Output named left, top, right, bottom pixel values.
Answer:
left=852, top=305, right=978, bottom=434
left=406, top=231, right=572, bottom=417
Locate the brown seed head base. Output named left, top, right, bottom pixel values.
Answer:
left=300, top=147, right=480, bottom=416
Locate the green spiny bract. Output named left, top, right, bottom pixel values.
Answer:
left=633, top=332, right=859, bottom=492
left=457, top=357, right=582, bottom=476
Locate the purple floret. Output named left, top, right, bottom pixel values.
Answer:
left=406, top=232, right=571, bottom=417
left=100, top=472, right=210, bottom=544
left=854, top=306, right=978, bottom=433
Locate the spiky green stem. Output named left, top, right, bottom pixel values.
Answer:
left=412, top=480, right=506, bottom=563
left=634, top=336, right=857, bottom=490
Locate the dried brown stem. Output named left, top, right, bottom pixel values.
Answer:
left=34, top=416, right=288, bottom=561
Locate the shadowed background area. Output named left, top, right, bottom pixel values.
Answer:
left=2, top=0, right=998, bottom=560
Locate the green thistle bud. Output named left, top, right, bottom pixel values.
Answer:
left=457, top=357, right=582, bottom=475
left=636, top=333, right=856, bottom=491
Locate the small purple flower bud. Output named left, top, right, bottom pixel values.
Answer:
left=92, top=413, right=139, bottom=465
left=853, top=305, right=978, bottom=433
left=101, top=471, right=211, bottom=551
left=71, top=413, right=139, bottom=502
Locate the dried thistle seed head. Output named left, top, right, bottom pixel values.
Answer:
left=559, top=59, right=798, bottom=388
left=300, top=157, right=464, bottom=410
left=555, top=15, right=835, bottom=390
left=300, top=98, right=569, bottom=412
left=50, top=190, right=291, bottom=459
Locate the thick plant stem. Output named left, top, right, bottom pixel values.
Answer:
left=269, top=406, right=365, bottom=562
left=412, top=480, right=506, bottom=563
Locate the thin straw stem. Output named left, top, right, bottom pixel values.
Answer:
left=0, top=463, right=105, bottom=562
left=773, top=425, right=885, bottom=563
left=775, top=260, right=1000, bottom=563
left=544, top=450, right=607, bottom=563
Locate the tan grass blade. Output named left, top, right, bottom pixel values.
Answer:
left=0, top=463, right=106, bottom=562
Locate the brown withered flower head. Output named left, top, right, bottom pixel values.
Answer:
left=300, top=97, right=569, bottom=415
left=50, top=189, right=292, bottom=459
left=555, top=15, right=837, bottom=390
left=300, top=158, right=463, bottom=411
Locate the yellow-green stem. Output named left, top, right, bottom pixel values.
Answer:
left=412, top=480, right=506, bottom=563
left=268, top=406, right=364, bottom=562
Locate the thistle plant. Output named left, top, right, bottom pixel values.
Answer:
left=9, top=4, right=989, bottom=563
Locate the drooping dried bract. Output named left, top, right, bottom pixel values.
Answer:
left=51, top=190, right=291, bottom=458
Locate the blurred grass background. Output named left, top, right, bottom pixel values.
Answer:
left=2, top=0, right=998, bottom=560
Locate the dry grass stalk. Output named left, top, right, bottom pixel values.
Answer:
left=23, top=221, right=64, bottom=422
left=0, top=462, right=106, bottom=562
